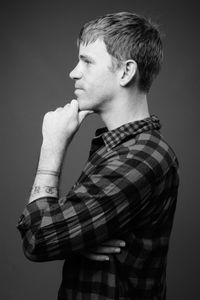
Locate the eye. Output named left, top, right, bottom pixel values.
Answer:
left=84, top=59, right=91, bottom=65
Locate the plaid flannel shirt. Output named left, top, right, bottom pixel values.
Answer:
left=17, top=115, right=179, bottom=299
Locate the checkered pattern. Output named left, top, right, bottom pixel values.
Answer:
left=17, top=115, right=179, bottom=299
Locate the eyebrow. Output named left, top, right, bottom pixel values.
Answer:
left=79, top=54, right=95, bottom=63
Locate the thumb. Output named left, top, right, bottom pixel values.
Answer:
left=78, top=110, right=94, bottom=124
left=70, top=99, right=79, bottom=114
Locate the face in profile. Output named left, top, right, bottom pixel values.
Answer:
left=69, top=39, right=120, bottom=112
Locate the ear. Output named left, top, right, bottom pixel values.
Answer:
left=119, top=60, right=137, bottom=87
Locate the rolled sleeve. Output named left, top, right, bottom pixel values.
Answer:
left=17, top=154, right=155, bottom=262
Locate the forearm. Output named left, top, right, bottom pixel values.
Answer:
left=18, top=154, right=148, bottom=261
left=28, top=144, right=67, bottom=203
left=28, top=100, right=91, bottom=203
left=17, top=100, right=96, bottom=261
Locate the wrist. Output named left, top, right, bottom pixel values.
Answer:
left=37, top=169, right=60, bottom=177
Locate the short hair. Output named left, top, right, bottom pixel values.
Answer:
left=78, top=12, right=163, bottom=93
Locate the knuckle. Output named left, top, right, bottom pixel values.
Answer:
left=55, top=107, right=62, bottom=112
left=44, top=112, right=51, bottom=119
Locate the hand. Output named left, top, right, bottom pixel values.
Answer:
left=81, top=240, right=126, bottom=261
left=42, top=99, right=93, bottom=153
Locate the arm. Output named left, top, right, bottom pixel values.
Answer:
left=28, top=100, right=91, bottom=204
left=17, top=101, right=155, bottom=261
left=18, top=156, right=153, bottom=262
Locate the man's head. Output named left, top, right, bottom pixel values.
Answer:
left=77, top=12, right=163, bottom=93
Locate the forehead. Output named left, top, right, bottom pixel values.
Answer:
left=79, top=39, right=111, bottom=60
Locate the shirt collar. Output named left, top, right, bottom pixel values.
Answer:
left=94, top=115, right=161, bottom=151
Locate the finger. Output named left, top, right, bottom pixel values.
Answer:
left=82, top=252, right=109, bottom=261
left=55, top=107, right=63, bottom=112
left=78, top=110, right=94, bottom=123
left=44, top=111, right=53, bottom=117
left=101, top=240, right=126, bottom=247
left=64, top=103, right=70, bottom=109
left=70, top=99, right=79, bottom=112
left=91, top=246, right=121, bottom=254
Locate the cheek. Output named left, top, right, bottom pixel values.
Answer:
left=91, top=74, right=114, bottom=91
left=84, top=69, right=117, bottom=99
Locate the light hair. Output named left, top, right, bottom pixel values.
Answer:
left=78, top=12, right=163, bottom=92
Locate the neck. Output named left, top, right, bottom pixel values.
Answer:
left=99, top=90, right=150, bottom=130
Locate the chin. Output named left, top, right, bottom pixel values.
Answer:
left=77, top=97, right=95, bottom=111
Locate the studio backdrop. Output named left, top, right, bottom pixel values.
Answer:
left=1, top=0, right=199, bottom=299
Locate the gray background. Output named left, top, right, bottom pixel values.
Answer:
left=1, top=0, right=199, bottom=299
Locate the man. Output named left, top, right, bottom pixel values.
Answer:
left=17, top=12, right=179, bottom=299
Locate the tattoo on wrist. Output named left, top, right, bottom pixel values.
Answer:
left=37, top=169, right=60, bottom=177
left=31, top=185, right=58, bottom=197
left=45, top=186, right=58, bottom=194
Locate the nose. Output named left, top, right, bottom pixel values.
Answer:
left=69, top=63, right=82, bottom=80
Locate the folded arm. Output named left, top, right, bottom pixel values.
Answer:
left=17, top=100, right=154, bottom=262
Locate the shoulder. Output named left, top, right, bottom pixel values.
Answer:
left=107, top=130, right=179, bottom=179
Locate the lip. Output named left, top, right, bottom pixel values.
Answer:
left=75, top=84, right=84, bottom=90
left=74, top=88, right=84, bottom=95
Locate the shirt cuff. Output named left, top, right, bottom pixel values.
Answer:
left=16, top=197, right=57, bottom=233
